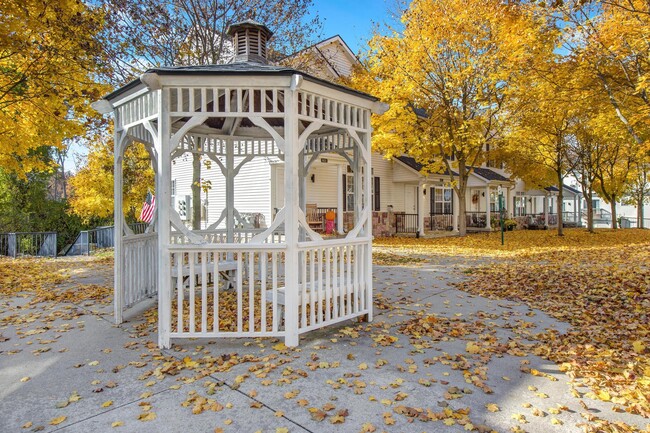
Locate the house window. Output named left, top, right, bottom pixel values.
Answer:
left=514, top=195, right=526, bottom=216
left=431, top=187, right=453, bottom=214
left=490, top=191, right=498, bottom=212
left=343, top=166, right=373, bottom=211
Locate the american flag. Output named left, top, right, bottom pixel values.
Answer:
left=139, top=192, right=156, bottom=223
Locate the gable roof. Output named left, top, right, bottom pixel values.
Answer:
left=395, top=156, right=456, bottom=176
left=471, top=167, right=510, bottom=182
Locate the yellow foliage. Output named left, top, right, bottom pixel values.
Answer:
left=69, top=138, right=154, bottom=222
left=0, top=0, right=109, bottom=175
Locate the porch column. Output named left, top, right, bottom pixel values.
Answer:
left=577, top=195, right=582, bottom=227
left=544, top=195, right=549, bottom=226
left=485, top=185, right=491, bottom=230
left=573, top=195, right=578, bottom=225
left=418, top=182, right=427, bottom=236
left=337, top=164, right=344, bottom=233
left=452, top=188, right=459, bottom=231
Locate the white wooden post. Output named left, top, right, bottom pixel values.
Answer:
left=485, top=186, right=491, bottom=229
left=573, top=195, right=578, bottom=225
left=337, top=164, right=344, bottom=233
left=577, top=195, right=582, bottom=226
left=226, top=139, right=235, bottom=244
left=544, top=195, right=549, bottom=226
left=113, top=135, right=124, bottom=324
left=418, top=182, right=426, bottom=236
left=157, top=88, right=172, bottom=349
left=363, top=129, right=373, bottom=322
left=283, top=76, right=301, bottom=347
left=452, top=188, right=459, bottom=231
left=353, top=147, right=360, bottom=225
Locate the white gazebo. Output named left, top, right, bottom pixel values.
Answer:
left=93, top=21, right=385, bottom=348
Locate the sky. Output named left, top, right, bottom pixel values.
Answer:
left=308, top=0, right=396, bottom=54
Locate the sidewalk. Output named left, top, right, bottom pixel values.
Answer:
left=0, top=255, right=645, bottom=433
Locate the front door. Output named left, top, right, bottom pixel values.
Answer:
left=404, top=185, right=418, bottom=214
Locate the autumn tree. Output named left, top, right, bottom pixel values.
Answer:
left=69, top=136, right=154, bottom=224
left=623, top=161, right=650, bottom=227
left=88, top=0, right=321, bottom=228
left=0, top=0, right=108, bottom=176
left=556, top=0, right=649, bottom=149
left=356, top=0, right=553, bottom=235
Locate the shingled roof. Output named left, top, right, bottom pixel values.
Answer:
left=472, top=167, right=511, bottom=182
left=104, top=62, right=378, bottom=102
left=395, top=156, right=456, bottom=176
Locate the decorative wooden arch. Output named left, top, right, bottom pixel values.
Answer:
left=93, top=21, right=386, bottom=348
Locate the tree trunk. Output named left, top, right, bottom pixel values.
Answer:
left=557, top=172, right=564, bottom=236
left=638, top=195, right=644, bottom=228
left=586, top=190, right=594, bottom=233
left=610, top=198, right=617, bottom=229
left=192, top=153, right=201, bottom=230
left=456, top=162, right=468, bottom=236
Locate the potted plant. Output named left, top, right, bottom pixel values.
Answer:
left=504, top=219, right=517, bottom=231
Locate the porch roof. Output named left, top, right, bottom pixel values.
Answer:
left=544, top=184, right=582, bottom=197
left=395, top=155, right=456, bottom=176
left=471, top=167, right=510, bottom=183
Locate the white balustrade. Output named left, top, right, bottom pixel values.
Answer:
left=122, top=233, right=158, bottom=308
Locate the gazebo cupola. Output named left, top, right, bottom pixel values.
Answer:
left=227, top=19, right=273, bottom=64
left=93, top=22, right=387, bottom=349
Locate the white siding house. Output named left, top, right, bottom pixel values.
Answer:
left=170, top=34, right=584, bottom=236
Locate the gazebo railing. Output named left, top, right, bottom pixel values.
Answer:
left=296, top=237, right=371, bottom=334
left=122, top=233, right=158, bottom=308
left=170, top=229, right=285, bottom=245
left=167, top=243, right=287, bottom=339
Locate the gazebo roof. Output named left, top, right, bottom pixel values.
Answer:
left=103, top=62, right=378, bottom=104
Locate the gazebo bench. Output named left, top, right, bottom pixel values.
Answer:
left=171, top=259, right=238, bottom=290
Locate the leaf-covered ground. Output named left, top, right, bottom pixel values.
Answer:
left=377, top=228, right=650, bottom=431
left=0, top=229, right=648, bottom=433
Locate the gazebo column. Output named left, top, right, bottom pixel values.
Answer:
left=452, top=188, right=459, bottom=231
left=226, top=139, right=235, bottom=244
left=337, top=164, right=344, bottom=233
left=157, top=89, right=172, bottom=349
left=283, top=77, right=301, bottom=347
left=113, top=133, right=126, bottom=325
left=418, top=182, right=427, bottom=236
left=485, top=185, right=491, bottom=230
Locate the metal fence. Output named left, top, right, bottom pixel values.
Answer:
left=395, top=213, right=418, bottom=233
left=0, top=232, right=58, bottom=258
left=466, top=212, right=487, bottom=228
left=66, top=223, right=149, bottom=256
left=429, top=213, right=453, bottom=231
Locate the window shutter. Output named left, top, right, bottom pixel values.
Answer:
left=374, top=177, right=381, bottom=211
left=342, top=174, right=347, bottom=212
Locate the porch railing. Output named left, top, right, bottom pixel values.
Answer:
left=0, top=232, right=57, bottom=258
left=429, top=213, right=453, bottom=231
left=466, top=212, right=487, bottom=228
left=395, top=213, right=418, bottom=233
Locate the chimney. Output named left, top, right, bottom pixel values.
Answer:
left=227, top=20, right=273, bottom=64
